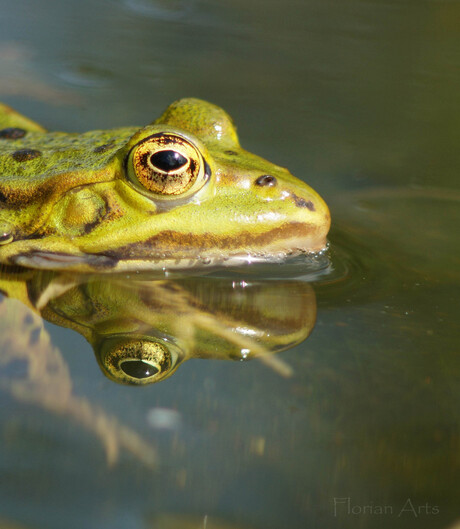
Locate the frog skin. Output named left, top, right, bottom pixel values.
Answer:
left=0, top=268, right=316, bottom=385
left=0, top=98, right=330, bottom=272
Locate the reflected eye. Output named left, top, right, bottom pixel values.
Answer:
left=97, top=338, right=181, bottom=385
left=127, top=132, right=209, bottom=197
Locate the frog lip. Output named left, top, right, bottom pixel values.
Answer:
left=12, top=251, right=118, bottom=270
left=9, top=245, right=329, bottom=273
left=113, top=245, right=330, bottom=274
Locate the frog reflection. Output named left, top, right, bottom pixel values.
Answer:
left=7, top=270, right=317, bottom=385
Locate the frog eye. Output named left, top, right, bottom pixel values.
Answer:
left=97, top=337, right=181, bottom=385
left=127, top=133, right=209, bottom=197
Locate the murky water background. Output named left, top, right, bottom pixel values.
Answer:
left=0, top=1, right=459, bottom=528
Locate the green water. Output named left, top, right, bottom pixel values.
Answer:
left=0, top=1, right=459, bottom=528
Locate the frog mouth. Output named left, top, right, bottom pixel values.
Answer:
left=11, top=243, right=328, bottom=273
left=8, top=218, right=329, bottom=272
left=12, top=251, right=118, bottom=270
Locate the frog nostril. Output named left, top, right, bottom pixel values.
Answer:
left=255, top=174, right=277, bottom=187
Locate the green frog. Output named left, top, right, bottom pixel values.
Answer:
left=0, top=98, right=330, bottom=272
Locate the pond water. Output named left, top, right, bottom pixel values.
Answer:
left=0, top=1, right=459, bottom=528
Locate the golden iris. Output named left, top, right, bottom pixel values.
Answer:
left=130, top=133, right=205, bottom=196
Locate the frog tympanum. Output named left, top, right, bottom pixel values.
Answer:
left=0, top=98, right=330, bottom=272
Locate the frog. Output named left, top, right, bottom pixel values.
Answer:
left=0, top=98, right=330, bottom=272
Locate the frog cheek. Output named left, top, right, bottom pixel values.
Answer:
left=95, top=337, right=182, bottom=385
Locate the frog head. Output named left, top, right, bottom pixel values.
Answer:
left=0, top=98, right=330, bottom=272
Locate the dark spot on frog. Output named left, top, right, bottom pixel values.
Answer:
left=292, top=193, right=315, bottom=211
left=255, top=174, right=277, bottom=187
left=12, top=149, right=42, bottom=162
left=94, top=142, right=114, bottom=153
left=0, top=127, right=27, bottom=139
left=0, top=288, right=8, bottom=298
left=225, top=150, right=238, bottom=156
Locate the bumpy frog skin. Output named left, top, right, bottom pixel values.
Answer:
left=0, top=98, right=330, bottom=272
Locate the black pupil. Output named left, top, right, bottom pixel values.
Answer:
left=120, top=360, right=159, bottom=379
left=150, top=150, right=187, bottom=172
